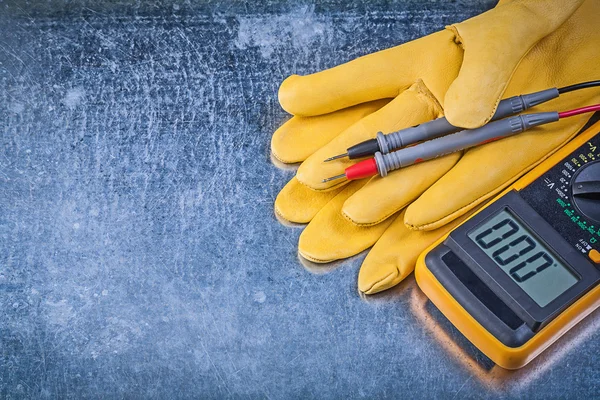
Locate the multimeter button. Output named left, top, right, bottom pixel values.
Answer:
left=589, top=249, right=600, bottom=264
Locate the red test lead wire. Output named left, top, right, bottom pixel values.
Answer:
left=559, top=104, right=600, bottom=118
left=322, top=103, right=600, bottom=183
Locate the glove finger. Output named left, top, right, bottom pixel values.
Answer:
left=342, top=153, right=461, bottom=226
left=358, top=206, right=479, bottom=294
left=271, top=99, right=390, bottom=164
left=443, top=0, right=584, bottom=129
left=275, top=177, right=343, bottom=224
left=296, top=80, right=443, bottom=191
left=279, top=29, right=461, bottom=117
left=298, top=180, right=396, bottom=263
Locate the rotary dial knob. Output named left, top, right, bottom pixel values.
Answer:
left=571, top=160, right=600, bottom=223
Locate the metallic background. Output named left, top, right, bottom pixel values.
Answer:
left=1, top=0, right=598, bottom=398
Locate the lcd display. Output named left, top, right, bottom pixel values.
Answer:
left=468, top=209, right=579, bottom=307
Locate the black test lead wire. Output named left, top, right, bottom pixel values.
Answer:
left=558, top=80, right=600, bottom=94
left=324, top=80, right=600, bottom=162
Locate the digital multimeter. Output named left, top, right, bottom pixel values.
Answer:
left=416, top=119, right=600, bottom=370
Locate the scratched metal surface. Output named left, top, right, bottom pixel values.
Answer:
left=1, top=0, right=600, bottom=398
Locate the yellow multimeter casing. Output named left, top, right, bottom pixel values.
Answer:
left=416, top=120, right=600, bottom=370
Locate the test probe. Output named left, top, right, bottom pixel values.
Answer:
left=324, top=80, right=600, bottom=162
left=322, top=104, right=600, bottom=183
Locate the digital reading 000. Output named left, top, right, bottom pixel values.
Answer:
left=416, top=120, right=600, bottom=370
left=468, top=210, right=578, bottom=308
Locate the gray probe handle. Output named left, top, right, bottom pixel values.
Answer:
left=376, top=88, right=560, bottom=153
left=375, top=112, right=559, bottom=177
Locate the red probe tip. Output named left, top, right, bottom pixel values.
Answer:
left=345, top=158, right=378, bottom=181
left=322, top=158, right=378, bottom=183
left=322, top=173, right=346, bottom=183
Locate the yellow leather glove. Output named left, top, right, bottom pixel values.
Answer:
left=272, top=0, right=600, bottom=294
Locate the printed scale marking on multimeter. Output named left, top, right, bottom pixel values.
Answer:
left=416, top=120, right=600, bottom=370
left=522, top=140, right=600, bottom=260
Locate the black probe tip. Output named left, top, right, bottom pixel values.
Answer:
left=322, top=173, right=346, bottom=183
left=323, top=153, right=348, bottom=162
